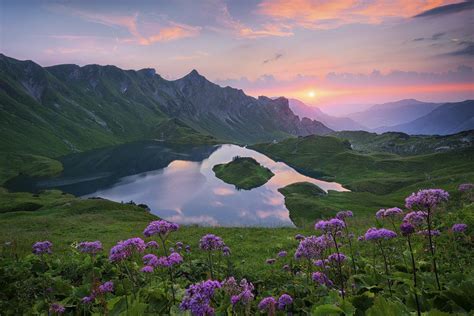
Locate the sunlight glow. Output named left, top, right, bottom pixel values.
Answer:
left=307, top=90, right=316, bottom=98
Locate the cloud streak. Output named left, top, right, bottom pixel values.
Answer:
left=415, top=0, right=474, bottom=17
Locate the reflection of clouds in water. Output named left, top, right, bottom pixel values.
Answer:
left=83, top=144, right=348, bottom=227
left=165, top=214, right=219, bottom=226
left=213, top=187, right=235, bottom=196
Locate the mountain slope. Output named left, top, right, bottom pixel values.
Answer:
left=377, top=100, right=474, bottom=135
left=347, top=99, right=441, bottom=129
left=289, top=99, right=366, bottom=131
left=0, top=54, right=331, bottom=157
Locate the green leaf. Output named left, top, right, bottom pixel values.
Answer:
left=311, top=304, right=344, bottom=316
left=365, top=296, right=410, bottom=316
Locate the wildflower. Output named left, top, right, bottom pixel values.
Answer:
left=223, top=246, right=231, bottom=256
left=98, top=281, right=114, bottom=294
left=143, top=220, right=179, bottom=238
left=315, top=218, right=345, bottom=233
left=376, top=209, right=385, bottom=219
left=452, top=223, right=467, bottom=233
left=146, top=241, right=159, bottom=249
left=328, top=252, right=346, bottom=264
left=32, top=241, right=52, bottom=255
left=405, top=189, right=449, bottom=210
left=364, top=228, right=397, bottom=241
left=295, top=234, right=305, bottom=241
left=266, top=258, right=276, bottom=265
left=199, top=234, right=225, bottom=251
left=295, top=235, right=329, bottom=260
left=312, top=271, right=333, bottom=287
left=81, top=296, right=95, bottom=304
left=77, top=241, right=102, bottom=254
left=336, top=210, right=353, bottom=220
left=222, top=277, right=254, bottom=306
left=109, top=237, right=146, bottom=262
left=400, top=222, right=415, bottom=236
left=384, top=207, right=403, bottom=217
left=357, top=236, right=364, bottom=241
left=458, top=183, right=473, bottom=192
left=141, top=265, right=154, bottom=273
left=417, top=229, right=441, bottom=237
left=180, top=280, right=221, bottom=316
left=143, top=254, right=158, bottom=266
left=168, top=252, right=183, bottom=266
left=258, top=296, right=276, bottom=314
left=282, top=264, right=290, bottom=271
left=277, top=250, right=287, bottom=257
left=49, top=303, right=65, bottom=314
left=185, top=245, right=191, bottom=253
left=403, top=211, right=427, bottom=226
left=277, top=294, right=293, bottom=310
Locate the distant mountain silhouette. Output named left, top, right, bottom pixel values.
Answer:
left=288, top=99, right=366, bottom=131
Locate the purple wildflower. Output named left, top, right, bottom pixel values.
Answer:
left=81, top=296, right=95, bottom=304
left=336, top=210, right=353, bottom=220
left=199, top=234, right=225, bottom=251
left=49, top=303, right=65, bottom=314
left=405, top=189, right=449, bottom=210
left=277, top=294, right=293, bottom=310
left=384, top=207, right=403, bottom=217
left=109, top=237, right=146, bottom=262
left=266, top=258, right=276, bottom=265
left=282, top=264, right=290, bottom=271
left=458, top=183, right=473, bottom=192
left=143, top=254, right=158, bottom=266
left=258, top=297, right=277, bottom=313
left=376, top=209, right=385, bottom=219
left=295, top=235, right=329, bottom=260
left=364, top=228, right=397, bottom=241
left=357, top=236, right=364, bottom=241
left=277, top=250, right=287, bottom=257
left=452, top=223, right=468, bottom=233
left=98, top=281, right=114, bottom=294
left=146, top=241, right=159, bottom=249
left=143, top=220, right=179, bottom=238
left=400, top=222, right=415, bottom=236
left=328, top=252, right=346, bottom=264
left=77, top=241, right=102, bottom=254
left=32, top=241, right=52, bottom=255
left=222, top=277, right=254, bottom=306
left=168, top=252, right=183, bottom=265
left=315, top=218, right=345, bottom=233
left=141, top=265, right=154, bottom=273
left=417, top=229, right=441, bottom=237
left=403, top=211, right=427, bottom=226
left=295, top=234, right=305, bottom=241
left=180, top=280, right=221, bottom=316
left=312, top=271, right=333, bottom=287
left=222, top=246, right=231, bottom=256
left=185, top=245, right=191, bottom=253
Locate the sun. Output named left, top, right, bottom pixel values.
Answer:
left=307, top=90, right=316, bottom=98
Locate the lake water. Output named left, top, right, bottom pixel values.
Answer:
left=7, top=142, right=348, bottom=227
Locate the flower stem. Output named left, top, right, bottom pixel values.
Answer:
left=378, top=241, right=392, bottom=296
left=331, top=233, right=345, bottom=299
left=426, top=212, right=441, bottom=290
left=407, top=236, right=421, bottom=316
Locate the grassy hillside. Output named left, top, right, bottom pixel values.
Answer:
left=0, top=152, right=62, bottom=185
left=213, top=156, right=274, bottom=190
left=252, top=134, right=474, bottom=224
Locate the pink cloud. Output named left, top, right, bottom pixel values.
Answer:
left=257, top=0, right=461, bottom=29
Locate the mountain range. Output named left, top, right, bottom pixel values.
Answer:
left=0, top=54, right=331, bottom=157
left=290, top=98, right=474, bottom=135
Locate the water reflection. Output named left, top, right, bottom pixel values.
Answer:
left=7, top=142, right=348, bottom=227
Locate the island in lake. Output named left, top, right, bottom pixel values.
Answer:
left=213, top=156, right=274, bottom=190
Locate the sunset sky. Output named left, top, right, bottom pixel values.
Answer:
left=1, top=0, right=473, bottom=112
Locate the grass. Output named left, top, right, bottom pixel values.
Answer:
left=252, top=134, right=474, bottom=224
left=213, top=156, right=274, bottom=190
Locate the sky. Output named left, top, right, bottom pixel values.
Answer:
left=1, top=0, right=473, bottom=113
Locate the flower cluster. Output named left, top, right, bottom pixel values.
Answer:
left=364, top=228, right=397, bottom=241
left=49, top=303, right=65, bottom=314
left=98, top=281, right=114, bottom=294
left=258, top=296, right=276, bottom=314
left=312, top=271, right=333, bottom=287
left=295, top=234, right=305, bottom=241
left=141, top=252, right=183, bottom=272
left=77, top=241, right=102, bottom=254
left=222, top=246, right=231, bottom=256
left=199, top=234, right=225, bottom=251
left=278, top=250, right=287, bottom=257
left=222, top=277, right=255, bottom=306
left=277, top=294, right=293, bottom=310
left=452, top=223, right=468, bottom=233
left=32, top=241, right=53, bottom=255
left=146, top=241, right=159, bottom=249
left=417, top=229, right=441, bottom=237
left=315, top=218, right=345, bottom=233
left=109, top=237, right=146, bottom=262
left=327, top=252, right=347, bottom=264
left=295, top=235, right=329, bottom=260
left=400, top=222, right=415, bottom=236
left=81, top=281, right=114, bottom=304
left=405, top=189, right=449, bottom=210
left=180, top=280, right=221, bottom=316
left=266, top=258, right=276, bottom=265
left=336, top=210, right=353, bottom=220
left=376, top=207, right=403, bottom=219
left=458, top=183, right=473, bottom=192
left=143, top=220, right=179, bottom=238
left=403, top=211, right=427, bottom=226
